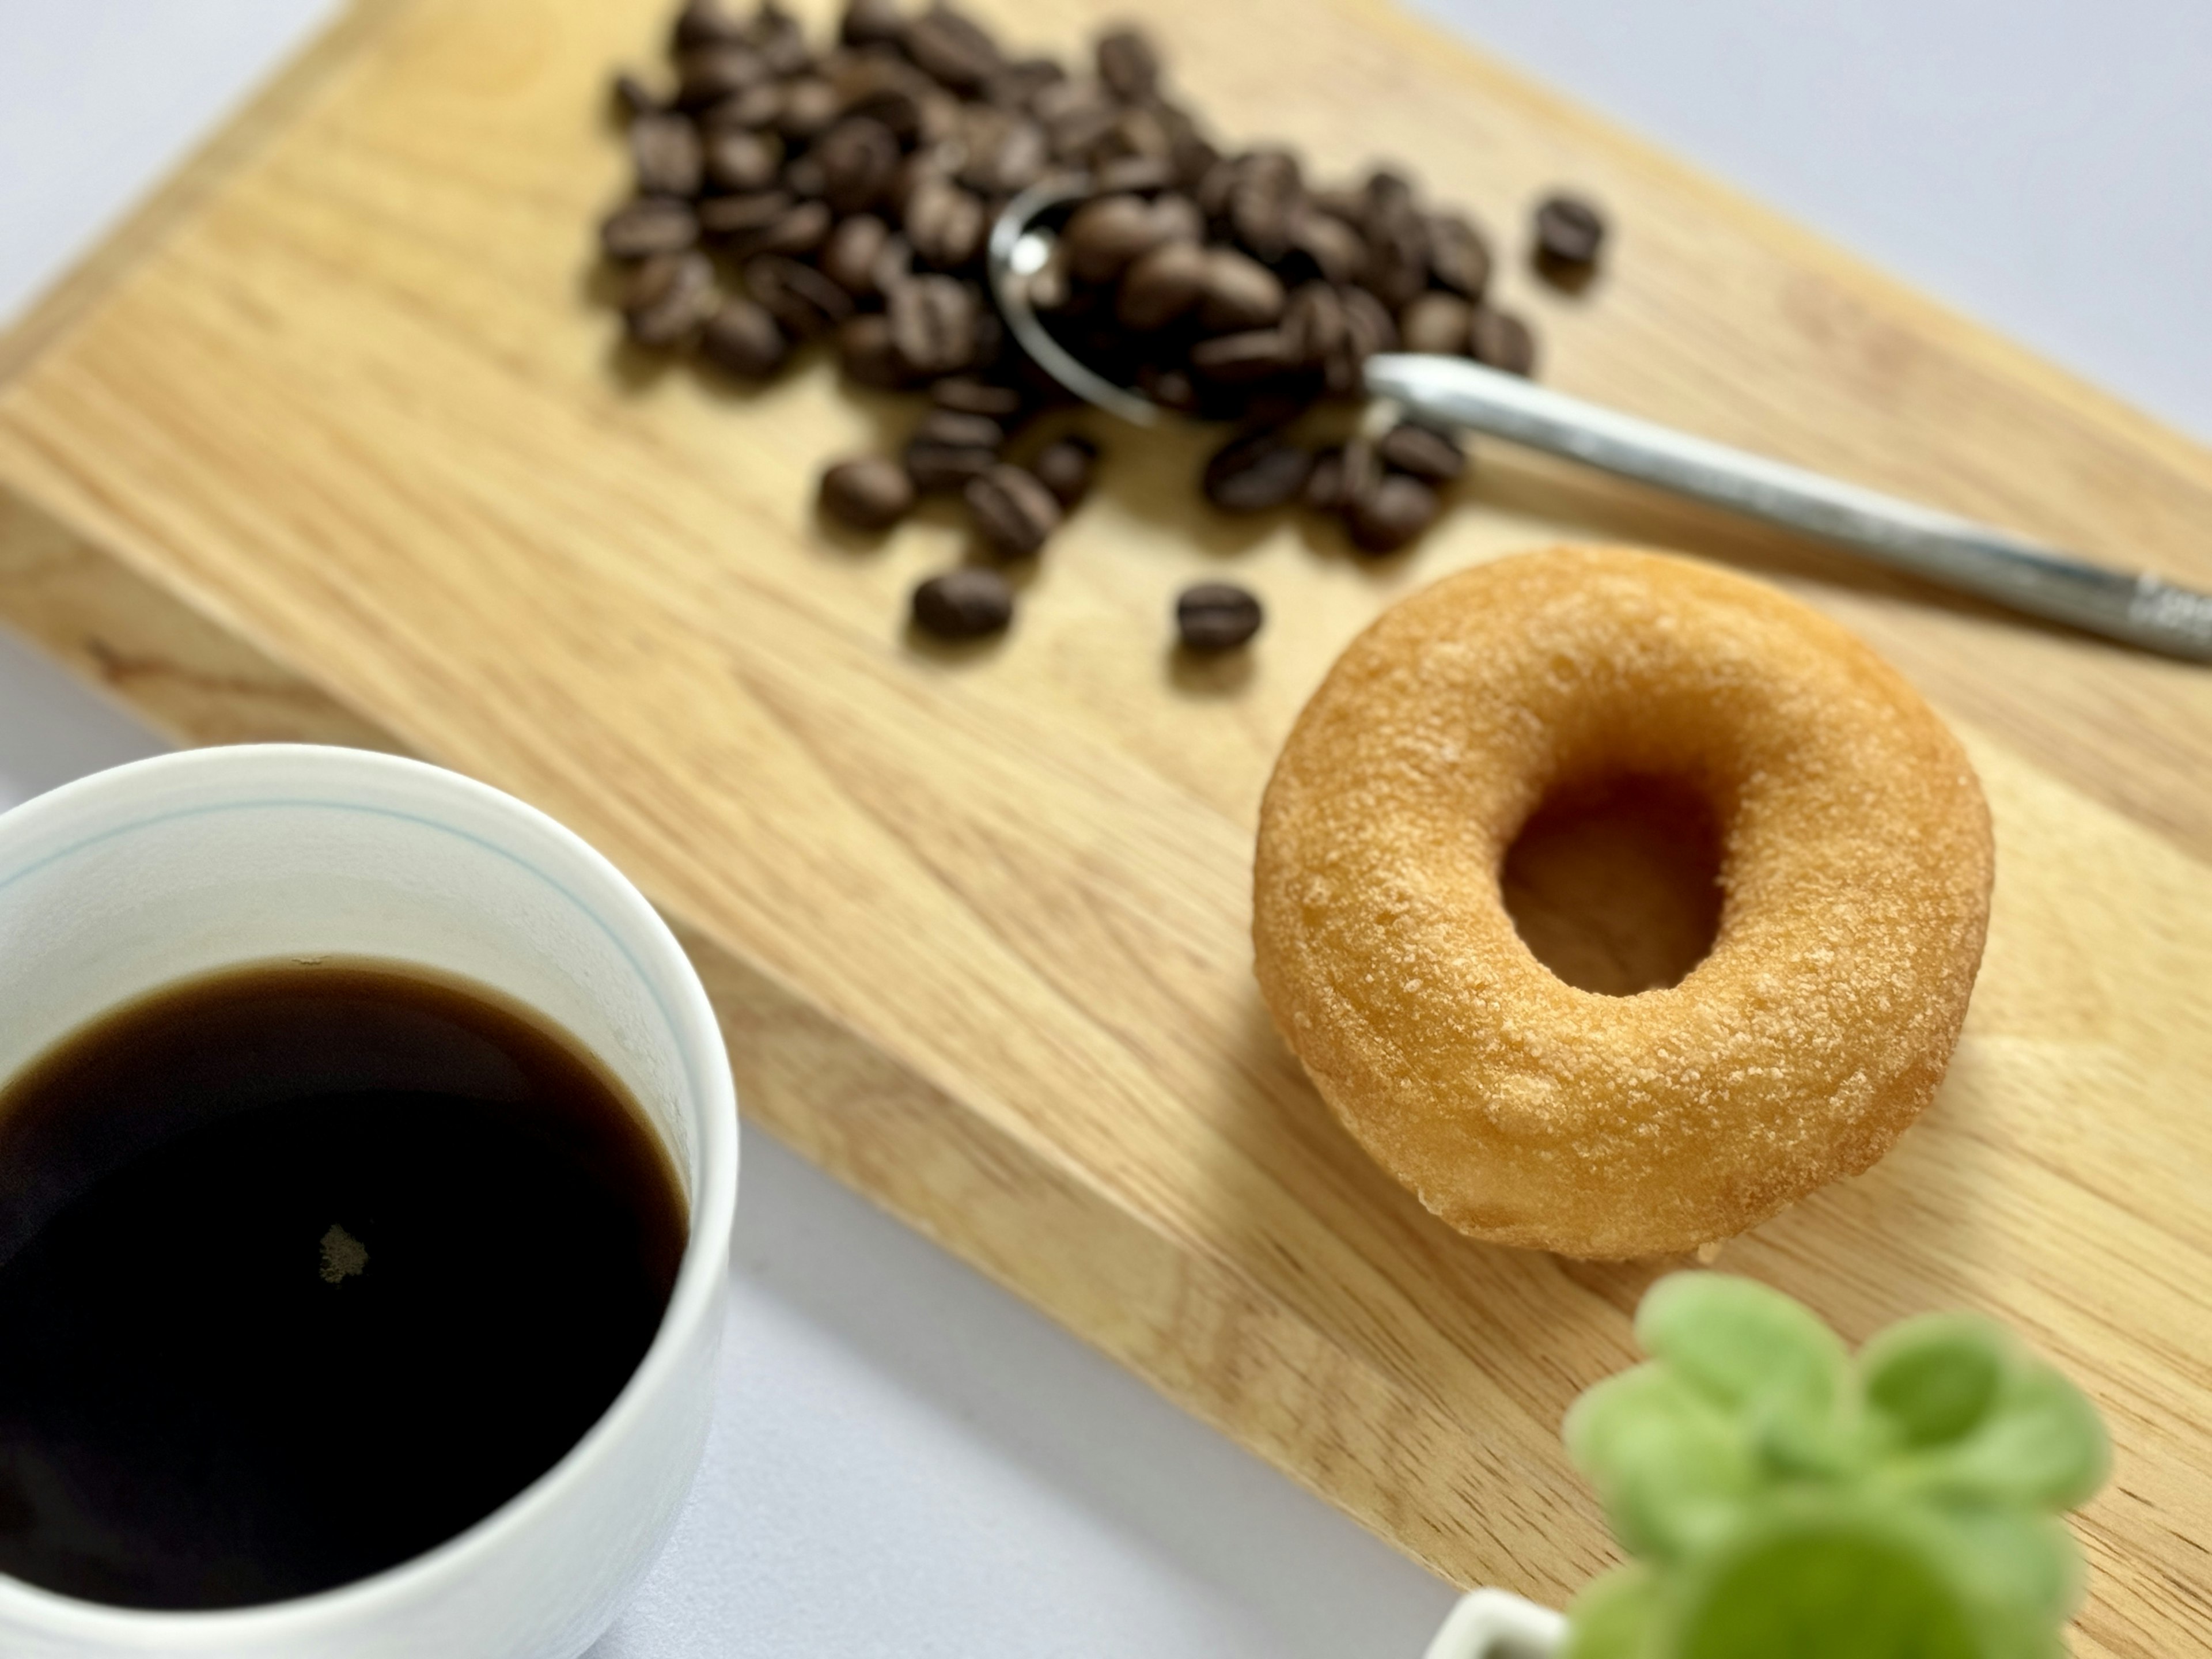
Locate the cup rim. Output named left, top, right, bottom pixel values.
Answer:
left=0, top=744, right=740, bottom=1639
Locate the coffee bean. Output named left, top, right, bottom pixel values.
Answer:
left=1139, top=365, right=1198, bottom=411
left=1203, top=429, right=1312, bottom=512
left=931, top=376, right=1025, bottom=418
left=702, top=80, right=783, bottom=132
left=965, top=464, right=1062, bottom=557
left=1304, top=445, right=1346, bottom=512
left=819, top=456, right=916, bottom=528
left=700, top=297, right=789, bottom=376
left=1228, top=148, right=1302, bottom=262
left=986, top=56, right=1065, bottom=110
left=958, top=110, right=1048, bottom=195
left=1176, top=582, right=1263, bottom=652
left=904, top=5, right=1002, bottom=92
left=904, top=441, right=997, bottom=492
left=840, top=0, right=905, bottom=48
left=1347, top=473, right=1438, bottom=552
left=1094, top=27, right=1161, bottom=101
left=1031, top=435, right=1098, bottom=507
left=912, top=567, right=1013, bottom=637
left=1282, top=282, right=1347, bottom=366
left=774, top=77, right=841, bottom=140
left=837, top=314, right=908, bottom=387
left=697, top=189, right=790, bottom=238
left=915, top=408, right=1005, bottom=451
left=1361, top=204, right=1430, bottom=309
left=676, top=43, right=768, bottom=107
left=613, top=70, right=664, bottom=118
left=748, top=199, right=834, bottom=258
left=1198, top=249, right=1285, bottom=332
left=870, top=230, right=915, bottom=295
left=816, top=116, right=899, bottom=211
left=1426, top=211, right=1491, bottom=298
left=1063, top=195, right=1162, bottom=284
left=672, top=0, right=747, bottom=49
left=889, top=275, right=978, bottom=374
left=1039, top=84, right=1120, bottom=162
left=1116, top=240, right=1208, bottom=329
left=630, top=113, right=703, bottom=196
left=1400, top=291, right=1472, bottom=355
left=747, top=255, right=852, bottom=336
left=1534, top=192, right=1605, bottom=267
left=622, top=252, right=718, bottom=346
left=904, top=179, right=987, bottom=268
left=1469, top=305, right=1537, bottom=375
left=1148, top=193, right=1205, bottom=247
left=1340, top=283, right=1400, bottom=359
left=754, top=4, right=813, bottom=75
left=703, top=128, right=778, bottom=193
left=601, top=197, right=698, bottom=258
left=1287, top=210, right=1365, bottom=285
left=821, top=213, right=891, bottom=294
left=1190, top=329, right=1293, bottom=383
left=1377, top=420, right=1465, bottom=483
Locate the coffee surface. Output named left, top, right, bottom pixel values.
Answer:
left=0, top=961, right=687, bottom=1610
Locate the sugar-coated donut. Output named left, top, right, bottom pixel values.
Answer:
left=1253, top=547, right=1993, bottom=1259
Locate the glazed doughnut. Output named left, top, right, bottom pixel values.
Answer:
left=1253, top=547, right=1993, bottom=1258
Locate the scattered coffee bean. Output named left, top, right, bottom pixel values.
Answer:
left=1400, top=291, right=1472, bottom=356
left=601, top=197, right=698, bottom=258
left=915, top=408, right=1004, bottom=450
left=775, top=77, right=841, bottom=141
left=1198, top=249, right=1285, bottom=332
left=631, top=113, right=703, bottom=197
left=965, top=464, right=1062, bottom=558
left=820, top=455, right=916, bottom=529
left=700, top=297, right=789, bottom=377
left=1469, top=305, right=1537, bottom=376
left=1533, top=192, right=1606, bottom=268
left=696, top=188, right=790, bottom=240
left=1063, top=195, right=1165, bottom=285
left=622, top=251, right=718, bottom=345
left=1376, top=419, right=1466, bottom=483
left=840, top=0, right=904, bottom=48
left=748, top=254, right=851, bottom=336
left=912, top=567, right=1013, bottom=638
left=703, top=127, right=778, bottom=193
left=1304, top=445, right=1346, bottom=513
left=1203, top=429, right=1312, bottom=513
left=1425, top=211, right=1491, bottom=298
left=1176, top=582, right=1263, bottom=652
left=816, top=117, right=900, bottom=212
left=904, top=4, right=1002, bottom=92
left=1116, top=240, right=1209, bottom=329
left=1348, top=473, right=1438, bottom=553
left=1191, top=329, right=1292, bottom=382
left=673, top=0, right=747, bottom=49
left=904, top=438, right=997, bottom=493
left=820, top=213, right=891, bottom=294
left=1031, top=435, right=1097, bottom=508
left=889, top=275, right=978, bottom=375
left=837, top=313, right=908, bottom=387
left=613, top=70, right=665, bottom=118
left=1094, top=27, right=1161, bottom=101
left=904, top=178, right=987, bottom=267
left=932, top=376, right=1025, bottom=418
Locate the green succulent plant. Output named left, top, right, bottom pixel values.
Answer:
left=1561, top=1274, right=2109, bottom=1659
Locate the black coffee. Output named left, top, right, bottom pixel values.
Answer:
left=0, top=961, right=687, bottom=1611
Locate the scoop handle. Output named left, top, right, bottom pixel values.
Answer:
left=1364, top=353, right=2212, bottom=664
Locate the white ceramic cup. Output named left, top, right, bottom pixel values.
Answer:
left=0, top=744, right=738, bottom=1658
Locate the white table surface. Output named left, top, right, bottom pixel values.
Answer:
left=1, top=2, right=2204, bottom=1654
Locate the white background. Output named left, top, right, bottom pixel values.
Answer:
left=1, top=2, right=2205, bottom=1654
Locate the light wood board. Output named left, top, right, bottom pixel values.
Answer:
left=3, top=1, right=2210, bottom=1649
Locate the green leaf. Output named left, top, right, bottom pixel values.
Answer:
left=1861, top=1316, right=2006, bottom=1449
left=1637, top=1274, right=1849, bottom=1430
left=1900, top=1355, right=2109, bottom=1512
left=1930, top=1506, right=2085, bottom=1626
left=1565, top=1365, right=1757, bottom=1562
left=1562, top=1565, right=1663, bottom=1659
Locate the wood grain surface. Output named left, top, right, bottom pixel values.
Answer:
left=2, top=0, right=2210, bottom=1649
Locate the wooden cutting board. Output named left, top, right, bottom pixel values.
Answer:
left=3, top=0, right=2210, bottom=1649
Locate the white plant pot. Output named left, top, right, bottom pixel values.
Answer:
left=1423, top=1589, right=1567, bottom=1659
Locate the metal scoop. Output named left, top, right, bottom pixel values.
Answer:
left=987, top=176, right=2212, bottom=662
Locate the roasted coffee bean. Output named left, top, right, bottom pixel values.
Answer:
left=753, top=4, right=813, bottom=75
left=1282, top=282, right=1347, bottom=366
left=1139, top=365, right=1199, bottom=411
left=1092, top=154, right=1175, bottom=195
left=904, top=5, right=1002, bottom=91
left=889, top=275, right=978, bottom=374
left=1039, top=84, right=1120, bottom=162
left=870, top=230, right=915, bottom=294
left=1031, top=435, right=1098, bottom=507
left=1228, top=148, right=1303, bottom=262
left=965, top=464, right=1062, bottom=557
left=819, top=455, right=916, bottom=528
left=1347, top=473, right=1438, bottom=552
left=749, top=199, right=834, bottom=257
left=912, top=567, right=1013, bottom=638
left=932, top=376, right=1025, bottom=418
left=748, top=255, right=853, bottom=336
left=629, top=113, right=702, bottom=196
left=957, top=109, right=1048, bottom=195
left=836, top=314, right=907, bottom=386
left=1377, top=419, right=1465, bottom=483
left=1063, top=195, right=1160, bottom=283
left=622, top=252, right=718, bottom=346
left=1149, top=193, right=1205, bottom=246
left=700, top=297, right=789, bottom=376
left=703, top=128, right=778, bottom=193
left=1287, top=210, right=1365, bottom=285
left=601, top=197, right=699, bottom=259
left=915, top=408, right=1005, bottom=450
left=1340, top=283, right=1400, bottom=359
left=676, top=43, right=767, bottom=107
left=986, top=56, right=1065, bottom=111
left=1533, top=192, right=1605, bottom=267
left=775, top=77, right=840, bottom=139
left=821, top=213, right=891, bottom=294
left=905, top=179, right=987, bottom=267
left=672, top=0, right=747, bottom=49
left=1094, top=27, right=1161, bottom=101
left=697, top=189, right=790, bottom=238
left=1191, top=329, right=1293, bottom=383
left=1116, top=240, right=1208, bottom=329
left=840, top=0, right=905, bottom=48
left=1361, top=203, right=1430, bottom=309
left=701, top=80, right=783, bottom=132
left=1198, top=249, right=1285, bottom=332
left=1469, top=305, right=1537, bottom=376
left=1426, top=211, right=1491, bottom=298
left=1176, top=582, right=1263, bottom=652
left=904, top=441, right=997, bottom=491
left=1303, top=444, right=1346, bottom=512
left=613, top=70, right=664, bottom=118
left=815, top=117, right=898, bottom=211
left=1399, top=291, right=1473, bottom=356
left=1202, top=429, right=1313, bottom=512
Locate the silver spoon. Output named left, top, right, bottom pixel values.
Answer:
left=986, top=176, right=2212, bottom=663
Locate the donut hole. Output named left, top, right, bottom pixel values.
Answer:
left=1501, top=773, right=1725, bottom=996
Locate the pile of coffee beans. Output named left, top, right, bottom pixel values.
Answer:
left=600, top=0, right=1608, bottom=646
